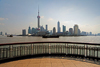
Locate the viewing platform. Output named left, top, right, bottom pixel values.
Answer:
left=0, top=41, right=100, bottom=66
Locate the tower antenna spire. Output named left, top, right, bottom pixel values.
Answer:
left=38, top=5, right=39, bottom=16
left=37, top=5, right=40, bottom=29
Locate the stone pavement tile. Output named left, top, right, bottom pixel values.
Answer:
left=57, top=65, right=64, bottom=67
left=30, top=60, right=40, bottom=64
left=27, top=64, right=40, bottom=67
left=15, top=64, right=28, bottom=67
left=63, top=64, right=71, bottom=67
left=0, top=57, right=100, bottom=67
left=57, top=63, right=63, bottom=66
left=75, top=64, right=83, bottom=67
left=40, top=65, right=46, bottom=67
left=46, top=66, right=51, bottom=67
left=17, top=60, right=30, bottom=64
left=1, top=64, right=16, bottom=67
left=85, top=63, right=100, bottom=67
left=0, top=64, right=6, bottom=67
left=6, top=61, right=19, bottom=65
left=45, top=63, right=51, bottom=65
left=52, top=63, right=58, bottom=67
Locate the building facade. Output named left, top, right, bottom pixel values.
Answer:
left=28, top=26, right=31, bottom=34
left=22, top=29, right=26, bottom=35
left=53, top=27, right=56, bottom=35
left=40, top=26, right=44, bottom=31
left=74, top=24, right=78, bottom=35
left=57, top=21, right=60, bottom=33
left=46, top=25, right=48, bottom=31
left=32, top=28, right=36, bottom=34
left=69, top=28, right=73, bottom=35
left=63, top=25, right=66, bottom=32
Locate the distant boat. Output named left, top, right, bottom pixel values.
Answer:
left=42, top=35, right=59, bottom=38
left=7, top=35, right=13, bottom=37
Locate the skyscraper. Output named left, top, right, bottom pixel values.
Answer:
left=63, top=25, right=66, bottom=32
left=53, top=27, right=56, bottom=34
left=22, top=29, right=26, bottom=35
left=0, top=32, right=3, bottom=35
left=57, top=21, right=60, bottom=33
left=46, top=25, right=48, bottom=31
left=37, top=7, right=40, bottom=29
left=78, top=29, right=81, bottom=35
left=40, top=26, right=44, bottom=31
left=28, top=26, right=31, bottom=34
left=5, top=32, right=7, bottom=35
left=74, top=24, right=78, bottom=35
left=69, top=28, right=73, bottom=35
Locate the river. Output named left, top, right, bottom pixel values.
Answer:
left=0, top=35, right=100, bottom=44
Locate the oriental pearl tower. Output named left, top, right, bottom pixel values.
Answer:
left=37, top=7, right=40, bottom=29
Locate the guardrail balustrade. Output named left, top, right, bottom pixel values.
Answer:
left=0, top=42, right=100, bottom=61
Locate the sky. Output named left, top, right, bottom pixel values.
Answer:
left=0, top=0, right=100, bottom=35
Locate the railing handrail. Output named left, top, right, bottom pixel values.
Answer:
left=0, top=41, right=100, bottom=46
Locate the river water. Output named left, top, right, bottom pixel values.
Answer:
left=0, top=35, right=100, bottom=44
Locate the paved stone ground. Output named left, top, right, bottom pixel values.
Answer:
left=0, top=57, right=100, bottom=67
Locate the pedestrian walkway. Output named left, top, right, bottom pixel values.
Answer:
left=0, top=57, right=100, bottom=67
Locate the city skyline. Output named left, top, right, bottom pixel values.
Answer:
left=0, top=0, right=100, bottom=34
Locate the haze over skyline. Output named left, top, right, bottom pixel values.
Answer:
left=0, top=0, right=100, bottom=34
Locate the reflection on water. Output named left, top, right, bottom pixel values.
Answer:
left=0, top=36, right=100, bottom=44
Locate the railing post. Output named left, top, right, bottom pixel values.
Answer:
left=55, top=43, right=56, bottom=53
left=1, top=48, right=4, bottom=59
left=49, top=43, right=51, bottom=54
left=84, top=44, right=86, bottom=57
left=71, top=46, right=72, bottom=55
left=77, top=46, right=78, bottom=56
left=9, top=45, right=13, bottom=58
left=31, top=44, right=33, bottom=55
left=94, top=48, right=95, bottom=57
left=60, top=44, right=62, bottom=53
left=97, top=48, right=98, bottom=61
left=89, top=47, right=90, bottom=60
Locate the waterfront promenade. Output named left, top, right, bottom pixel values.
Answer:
left=0, top=41, right=100, bottom=67
left=0, top=57, right=100, bottom=67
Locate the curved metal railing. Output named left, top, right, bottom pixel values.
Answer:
left=0, top=41, right=100, bottom=62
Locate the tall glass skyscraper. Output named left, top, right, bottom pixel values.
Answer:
left=69, top=28, right=73, bottom=35
left=57, top=21, right=60, bottom=33
left=74, top=24, right=78, bottom=35
left=22, top=29, right=26, bottom=35
left=28, top=26, right=31, bottom=34
left=63, top=25, right=66, bottom=32
left=46, top=25, right=48, bottom=31
left=53, top=27, right=56, bottom=34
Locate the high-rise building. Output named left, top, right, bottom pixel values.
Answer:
left=32, top=28, right=36, bottom=34
left=0, top=32, right=3, bottom=35
left=57, top=21, right=60, bottom=33
left=22, top=29, right=26, bottom=35
left=81, top=31, right=86, bottom=35
left=63, top=25, right=66, bottom=32
left=37, top=7, right=40, bottom=29
left=49, top=30, right=52, bottom=35
left=5, top=32, right=7, bottom=35
left=69, top=28, right=73, bottom=35
left=40, top=26, right=44, bottom=31
left=53, top=27, right=56, bottom=34
left=46, top=25, right=48, bottom=31
left=28, top=26, right=31, bottom=34
left=78, top=29, right=81, bottom=35
left=74, top=24, right=78, bottom=35
left=90, top=32, right=92, bottom=35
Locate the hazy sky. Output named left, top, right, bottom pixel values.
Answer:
left=0, top=0, right=100, bottom=34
